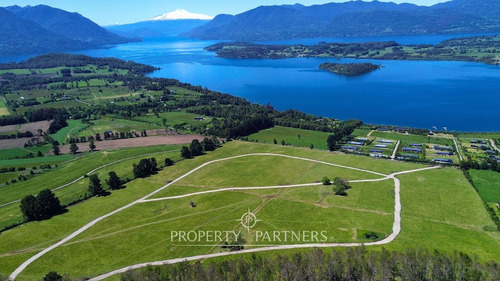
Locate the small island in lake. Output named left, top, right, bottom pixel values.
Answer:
left=319, top=62, right=381, bottom=76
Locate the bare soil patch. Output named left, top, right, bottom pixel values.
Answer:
left=0, top=138, right=29, bottom=149
left=19, top=120, right=52, bottom=133
left=57, top=134, right=205, bottom=154
left=0, top=124, right=19, bottom=134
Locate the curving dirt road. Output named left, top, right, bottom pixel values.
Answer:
left=8, top=153, right=439, bottom=280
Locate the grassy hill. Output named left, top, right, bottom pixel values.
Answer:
left=1, top=141, right=499, bottom=280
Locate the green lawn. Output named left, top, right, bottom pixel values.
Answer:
left=1, top=142, right=499, bottom=280
left=470, top=170, right=500, bottom=203
left=248, top=126, right=330, bottom=150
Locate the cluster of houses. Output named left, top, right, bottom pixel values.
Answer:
left=469, top=140, right=499, bottom=161
left=470, top=140, right=490, bottom=151
left=341, top=138, right=390, bottom=158
left=398, top=143, right=423, bottom=160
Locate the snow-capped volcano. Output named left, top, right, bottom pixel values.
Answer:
left=151, top=9, right=213, bottom=21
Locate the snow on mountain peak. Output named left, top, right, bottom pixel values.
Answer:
left=151, top=9, right=213, bottom=21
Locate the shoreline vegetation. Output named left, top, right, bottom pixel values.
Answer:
left=319, top=62, right=381, bottom=76
left=205, top=35, right=500, bottom=65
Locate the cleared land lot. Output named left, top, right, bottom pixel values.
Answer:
left=0, top=138, right=31, bottom=149
left=19, top=120, right=52, bottom=133
left=1, top=142, right=499, bottom=280
left=0, top=124, right=19, bottom=134
left=57, top=134, right=205, bottom=154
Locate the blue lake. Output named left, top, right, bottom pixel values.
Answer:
left=4, top=35, right=500, bottom=131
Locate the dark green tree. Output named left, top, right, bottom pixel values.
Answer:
left=88, top=174, right=104, bottom=196
left=106, top=171, right=122, bottom=190
left=89, top=139, right=96, bottom=151
left=20, top=195, right=38, bottom=221
left=133, top=158, right=155, bottom=178
left=35, top=189, right=63, bottom=220
left=201, top=137, right=216, bottom=151
left=333, top=177, right=350, bottom=196
left=43, top=271, right=62, bottom=281
left=189, top=139, right=203, bottom=156
left=164, top=158, right=174, bottom=166
left=150, top=157, right=157, bottom=171
left=322, top=176, right=331, bottom=185
left=69, top=143, right=79, bottom=155
left=181, top=146, right=191, bottom=159
left=52, top=143, right=60, bottom=155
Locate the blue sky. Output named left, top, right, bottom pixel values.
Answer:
left=1, top=0, right=450, bottom=25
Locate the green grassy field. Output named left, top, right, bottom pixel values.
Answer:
left=470, top=170, right=500, bottom=203
left=77, top=118, right=161, bottom=137
left=0, top=141, right=499, bottom=280
left=0, top=97, right=9, bottom=116
left=133, top=111, right=212, bottom=133
left=50, top=119, right=87, bottom=144
left=248, top=126, right=330, bottom=150
left=0, top=154, right=75, bottom=169
left=0, top=145, right=182, bottom=230
left=458, top=133, right=500, bottom=139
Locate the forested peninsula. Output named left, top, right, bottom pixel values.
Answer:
left=205, top=35, right=500, bottom=65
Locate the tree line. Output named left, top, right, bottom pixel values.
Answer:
left=119, top=247, right=499, bottom=281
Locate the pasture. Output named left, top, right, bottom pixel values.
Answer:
left=0, top=142, right=498, bottom=280
left=248, top=126, right=330, bottom=150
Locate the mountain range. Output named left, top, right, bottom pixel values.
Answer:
left=0, top=5, right=134, bottom=56
left=106, top=9, right=212, bottom=39
left=184, top=0, right=500, bottom=40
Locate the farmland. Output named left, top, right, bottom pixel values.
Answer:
left=248, top=126, right=331, bottom=150
left=0, top=141, right=499, bottom=280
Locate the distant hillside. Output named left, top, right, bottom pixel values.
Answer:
left=0, top=7, right=82, bottom=56
left=184, top=0, right=500, bottom=40
left=106, top=20, right=210, bottom=38
left=0, top=5, right=135, bottom=56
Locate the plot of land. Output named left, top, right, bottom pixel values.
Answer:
left=77, top=118, right=162, bottom=138
left=0, top=138, right=31, bottom=149
left=0, top=124, right=19, bottom=134
left=470, top=170, right=500, bottom=203
left=1, top=142, right=499, bottom=280
left=248, top=126, right=330, bottom=150
left=19, top=120, right=52, bottom=133
left=0, top=97, right=9, bottom=116
left=57, top=134, right=205, bottom=154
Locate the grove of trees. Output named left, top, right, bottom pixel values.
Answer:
left=20, top=189, right=63, bottom=221
left=120, top=247, right=500, bottom=281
